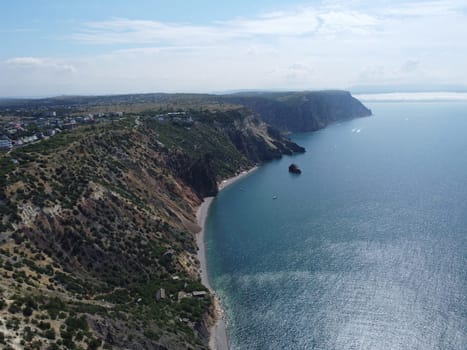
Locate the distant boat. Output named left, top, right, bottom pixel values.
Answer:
left=289, top=163, right=302, bottom=174
left=272, top=195, right=277, bottom=200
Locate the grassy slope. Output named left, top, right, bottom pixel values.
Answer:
left=0, top=108, right=294, bottom=349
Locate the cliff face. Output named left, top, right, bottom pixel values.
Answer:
left=222, top=90, right=372, bottom=132
left=0, top=109, right=303, bottom=349
left=0, top=91, right=368, bottom=349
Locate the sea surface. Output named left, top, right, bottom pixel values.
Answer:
left=204, top=102, right=467, bottom=350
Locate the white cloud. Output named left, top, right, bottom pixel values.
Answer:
left=74, top=18, right=226, bottom=45
left=5, top=57, right=76, bottom=74
left=316, top=10, right=379, bottom=35
left=0, top=28, right=37, bottom=33
left=400, top=60, right=420, bottom=73
left=358, top=65, right=387, bottom=83
left=1, top=0, right=467, bottom=96
left=357, top=60, right=425, bottom=85
left=381, top=0, right=467, bottom=17
left=218, top=9, right=322, bottom=36
left=1, top=57, right=77, bottom=97
left=73, top=6, right=380, bottom=45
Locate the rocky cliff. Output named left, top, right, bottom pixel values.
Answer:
left=0, top=90, right=371, bottom=134
left=0, top=91, right=369, bottom=349
left=0, top=108, right=303, bottom=349
left=222, top=90, right=372, bottom=132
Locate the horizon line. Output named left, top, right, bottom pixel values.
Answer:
left=3, top=89, right=467, bottom=101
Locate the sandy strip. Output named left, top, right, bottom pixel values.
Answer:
left=196, top=197, right=215, bottom=290
left=196, top=167, right=257, bottom=350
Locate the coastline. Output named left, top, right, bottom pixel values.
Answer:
left=196, top=166, right=258, bottom=350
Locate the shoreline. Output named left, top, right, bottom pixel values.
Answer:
left=196, top=166, right=258, bottom=350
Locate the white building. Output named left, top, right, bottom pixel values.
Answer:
left=0, top=136, right=12, bottom=149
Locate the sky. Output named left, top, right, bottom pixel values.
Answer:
left=1, top=0, right=467, bottom=97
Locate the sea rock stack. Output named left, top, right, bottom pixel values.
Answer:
left=289, top=163, right=302, bottom=174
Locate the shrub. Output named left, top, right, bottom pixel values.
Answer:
left=22, top=306, right=33, bottom=317
left=23, top=326, right=34, bottom=342
left=86, top=337, right=101, bottom=350
left=65, top=315, right=88, bottom=333
left=38, top=321, right=51, bottom=330
left=43, top=328, right=55, bottom=339
left=8, top=301, right=21, bottom=314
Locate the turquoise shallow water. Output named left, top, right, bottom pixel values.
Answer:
left=205, top=102, right=467, bottom=350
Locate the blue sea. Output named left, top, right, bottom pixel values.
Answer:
left=204, top=102, right=467, bottom=350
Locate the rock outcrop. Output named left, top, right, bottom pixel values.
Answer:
left=289, top=163, right=302, bottom=174
left=222, top=90, right=372, bottom=132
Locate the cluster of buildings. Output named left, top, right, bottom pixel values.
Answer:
left=0, top=108, right=197, bottom=151
left=0, top=111, right=124, bottom=150
left=154, top=111, right=194, bottom=124
left=0, top=137, right=13, bottom=150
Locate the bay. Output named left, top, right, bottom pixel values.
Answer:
left=205, top=102, right=467, bottom=349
